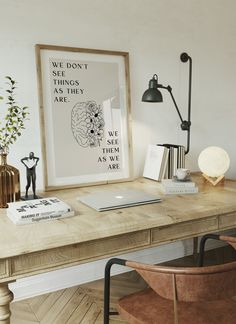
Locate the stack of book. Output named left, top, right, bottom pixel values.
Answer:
left=161, top=178, right=198, bottom=195
left=7, top=197, right=75, bottom=225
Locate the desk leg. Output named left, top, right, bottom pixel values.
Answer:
left=0, top=284, right=14, bottom=324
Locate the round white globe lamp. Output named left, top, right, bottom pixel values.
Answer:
left=198, top=146, right=230, bottom=185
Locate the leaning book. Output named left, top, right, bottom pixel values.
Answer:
left=143, top=145, right=169, bottom=181
left=7, top=197, right=75, bottom=225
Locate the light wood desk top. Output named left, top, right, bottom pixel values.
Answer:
left=0, top=174, right=236, bottom=260
left=0, top=174, right=236, bottom=323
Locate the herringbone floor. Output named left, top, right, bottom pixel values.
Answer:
left=10, top=246, right=236, bottom=324
left=10, top=270, right=144, bottom=324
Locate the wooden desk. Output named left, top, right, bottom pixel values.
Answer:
left=0, top=174, right=236, bottom=323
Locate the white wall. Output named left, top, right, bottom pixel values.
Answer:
left=1, top=0, right=236, bottom=191
left=1, top=0, right=236, bottom=299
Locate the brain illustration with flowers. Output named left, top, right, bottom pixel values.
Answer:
left=71, top=101, right=105, bottom=148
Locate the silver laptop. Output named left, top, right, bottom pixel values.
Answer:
left=77, top=189, right=161, bottom=211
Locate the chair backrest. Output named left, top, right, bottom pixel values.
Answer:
left=220, top=235, right=236, bottom=250
left=126, top=260, right=236, bottom=302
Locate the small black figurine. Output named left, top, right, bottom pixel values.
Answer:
left=21, top=152, right=39, bottom=199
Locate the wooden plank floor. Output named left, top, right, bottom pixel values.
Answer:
left=10, top=246, right=236, bottom=324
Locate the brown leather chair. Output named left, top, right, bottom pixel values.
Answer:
left=104, top=235, right=236, bottom=324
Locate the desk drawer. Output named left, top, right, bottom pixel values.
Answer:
left=219, top=212, right=236, bottom=229
left=151, top=217, right=218, bottom=244
left=11, top=230, right=150, bottom=276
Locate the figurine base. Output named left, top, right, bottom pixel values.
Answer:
left=21, top=195, right=42, bottom=201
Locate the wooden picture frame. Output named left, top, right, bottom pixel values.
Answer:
left=35, top=44, right=133, bottom=190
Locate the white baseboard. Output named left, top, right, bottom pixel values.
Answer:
left=10, top=230, right=236, bottom=302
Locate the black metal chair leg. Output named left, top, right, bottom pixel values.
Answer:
left=198, top=234, right=220, bottom=267
left=104, top=258, right=127, bottom=324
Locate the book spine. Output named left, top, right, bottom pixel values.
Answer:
left=159, top=149, right=169, bottom=180
left=173, top=147, right=178, bottom=176
left=163, top=187, right=198, bottom=195
left=163, top=182, right=195, bottom=188
left=169, top=147, right=174, bottom=179
left=181, top=146, right=185, bottom=168
left=9, top=211, right=75, bottom=225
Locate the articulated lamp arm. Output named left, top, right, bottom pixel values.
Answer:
left=159, top=85, right=184, bottom=124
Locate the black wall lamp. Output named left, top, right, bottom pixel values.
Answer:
left=142, top=52, right=192, bottom=154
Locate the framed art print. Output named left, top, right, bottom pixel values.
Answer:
left=35, top=44, right=133, bottom=190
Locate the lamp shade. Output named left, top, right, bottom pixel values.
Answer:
left=142, top=75, right=163, bottom=102
left=142, top=88, right=163, bottom=102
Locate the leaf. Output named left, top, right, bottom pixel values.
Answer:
left=0, top=76, right=30, bottom=145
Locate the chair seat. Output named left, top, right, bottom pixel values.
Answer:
left=117, top=288, right=236, bottom=324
